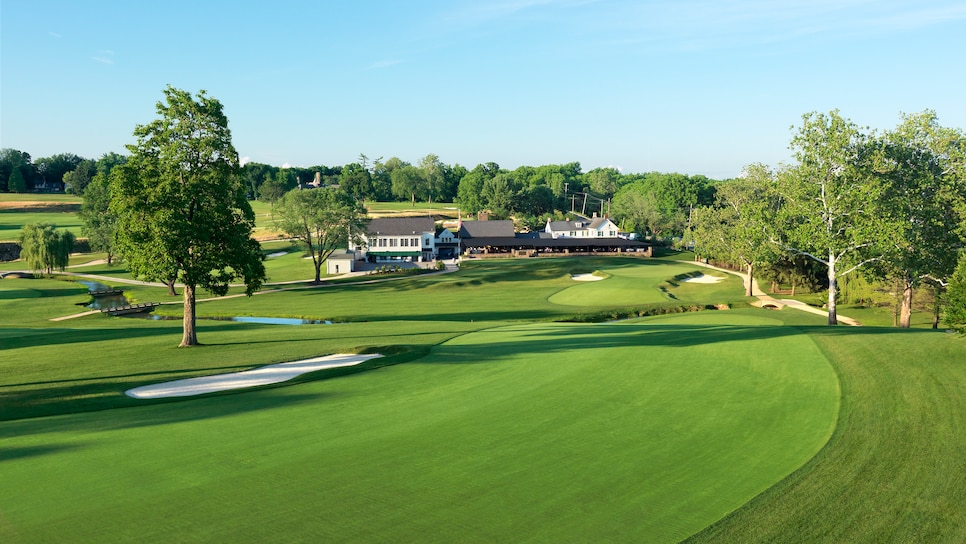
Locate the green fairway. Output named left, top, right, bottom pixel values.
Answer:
left=0, top=209, right=85, bottom=242
left=1, top=253, right=964, bottom=542
left=0, top=313, right=839, bottom=542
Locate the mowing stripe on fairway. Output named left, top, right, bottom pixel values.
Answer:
left=0, top=313, right=839, bottom=543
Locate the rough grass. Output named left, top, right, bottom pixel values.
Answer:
left=686, top=324, right=966, bottom=543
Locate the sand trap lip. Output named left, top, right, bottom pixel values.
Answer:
left=683, top=274, right=725, bottom=284
left=571, top=274, right=604, bottom=282
left=125, top=353, right=383, bottom=399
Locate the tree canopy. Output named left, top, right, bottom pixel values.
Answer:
left=110, top=86, right=265, bottom=347
left=18, top=223, right=75, bottom=275
left=275, top=188, right=368, bottom=283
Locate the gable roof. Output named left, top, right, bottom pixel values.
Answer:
left=366, top=217, right=435, bottom=236
left=459, top=220, right=515, bottom=238
left=547, top=216, right=616, bottom=232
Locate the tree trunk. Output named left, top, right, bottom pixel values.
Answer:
left=180, top=283, right=198, bottom=347
left=745, top=263, right=754, bottom=297
left=107, top=251, right=113, bottom=265
left=166, top=278, right=177, bottom=297
left=827, top=254, right=838, bottom=325
left=933, top=286, right=942, bottom=329
left=314, top=256, right=322, bottom=284
left=898, top=276, right=913, bottom=328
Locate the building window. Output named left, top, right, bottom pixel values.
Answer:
left=378, top=238, right=387, bottom=248
left=390, top=238, right=397, bottom=247
left=414, top=237, right=421, bottom=247
left=401, top=238, right=408, bottom=247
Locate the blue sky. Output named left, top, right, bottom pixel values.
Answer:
left=2, top=0, right=965, bottom=178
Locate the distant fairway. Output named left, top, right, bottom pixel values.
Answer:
left=0, top=313, right=839, bottom=542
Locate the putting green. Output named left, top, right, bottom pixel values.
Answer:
left=0, top=313, right=838, bottom=542
left=548, top=262, right=724, bottom=306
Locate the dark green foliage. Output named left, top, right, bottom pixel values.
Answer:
left=8, top=166, right=27, bottom=193
left=942, top=253, right=966, bottom=330
left=110, top=86, right=265, bottom=346
left=79, top=171, right=117, bottom=263
left=17, top=222, right=75, bottom=274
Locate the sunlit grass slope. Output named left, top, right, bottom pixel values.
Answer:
left=0, top=313, right=839, bottom=543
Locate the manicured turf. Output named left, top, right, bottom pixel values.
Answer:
left=549, top=265, right=739, bottom=306
left=0, top=209, right=85, bottom=241
left=687, top=324, right=966, bottom=543
left=0, top=313, right=839, bottom=542
left=2, top=251, right=965, bottom=542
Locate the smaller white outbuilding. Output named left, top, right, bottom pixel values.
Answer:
left=326, top=249, right=357, bottom=275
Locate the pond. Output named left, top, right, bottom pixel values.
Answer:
left=141, top=315, right=335, bottom=325
left=76, top=280, right=130, bottom=310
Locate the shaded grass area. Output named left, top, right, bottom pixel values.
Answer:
left=0, top=314, right=839, bottom=543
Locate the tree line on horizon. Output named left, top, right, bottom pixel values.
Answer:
left=0, top=146, right=720, bottom=232
left=10, top=85, right=966, bottom=334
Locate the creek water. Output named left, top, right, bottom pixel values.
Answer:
left=143, top=315, right=334, bottom=325
left=77, top=280, right=130, bottom=310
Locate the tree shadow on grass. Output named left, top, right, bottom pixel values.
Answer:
left=0, top=444, right=82, bottom=462
left=0, top=321, right=279, bottom=351
left=420, top=322, right=940, bottom=364
left=0, top=347, right=426, bottom=427
left=0, top=388, right=335, bottom=443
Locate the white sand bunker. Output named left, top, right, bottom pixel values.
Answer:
left=267, top=251, right=288, bottom=258
left=571, top=274, right=604, bottom=282
left=125, top=353, right=383, bottom=399
left=683, top=274, right=725, bottom=284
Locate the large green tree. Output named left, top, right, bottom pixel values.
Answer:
left=690, top=164, right=780, bottom=296
left=79, top=171, right=117, bottom=264
left=418, top=153, right=444, bottom=205
left=391, top=164, right=422, bottom=206
left=339, top=162, right=374, bottom=203
left=274, top=188, right=367, bottom=283
left=62, top=159, right=97, bottom=195
left=8, top=167, right=27, bottom=193
left=110, top=86, right=265, bottom=347
left=874, top=111, right=966, bottom=327
left=18, top=223, right=75, bottom=275
left=776, top=110, right=891, bottom=325
left=612, top=183, right=686, bottom=239
left=0, top=149, right=34, bottom=192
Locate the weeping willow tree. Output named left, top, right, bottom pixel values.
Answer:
left=18, top=222, right=75, bottom=275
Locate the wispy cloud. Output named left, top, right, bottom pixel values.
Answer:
left=48, top=31, right=62, bottom=39
left=578, top=0, right=966, bottom=53
left=443, top=0, right=603, bottom=25
left=92, top=50, right=115, bottom=64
